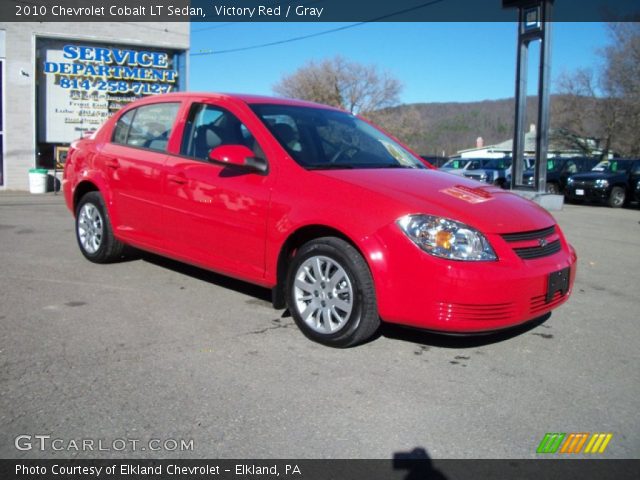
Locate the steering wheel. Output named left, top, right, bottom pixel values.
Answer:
left=329, top=145, right=361, bottom=163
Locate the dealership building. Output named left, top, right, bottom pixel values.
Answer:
left=0, top=22, right=190, bottom=190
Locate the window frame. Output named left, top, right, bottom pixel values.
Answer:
left=111, top=102, right=181, bottom=153
left=178, top=102, right=267, bottom=165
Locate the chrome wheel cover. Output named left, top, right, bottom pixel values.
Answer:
left=293, top=255, right=354, bottom=334
left=77, top=203, right=104, bottom=254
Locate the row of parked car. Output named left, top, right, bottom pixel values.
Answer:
left=431, top=156, right=640, bottom=208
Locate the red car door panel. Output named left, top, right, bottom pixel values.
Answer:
left=97, top=142, right=166, bottom=247
left=163, top=156, right=271, bottom=281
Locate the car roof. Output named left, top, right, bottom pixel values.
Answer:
left=129, top=92, right=342, bottom=111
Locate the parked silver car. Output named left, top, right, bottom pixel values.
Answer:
left=439, top=157, right=488, bottom=177
left=464, top=157, right=534, bottom=189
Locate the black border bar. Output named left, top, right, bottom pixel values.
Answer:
left=2, top=0, right=639, bottom=23
left=1, top=459, right=640, bottom=480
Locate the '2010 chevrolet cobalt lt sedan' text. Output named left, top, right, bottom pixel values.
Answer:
left=64, top=93, right=576, bottom=347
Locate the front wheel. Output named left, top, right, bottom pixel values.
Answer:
left=76, top=191, right=125, bottom=263
left=286, top=237, right=380, bottom=347
left=607, top=186, right=626, bottom=208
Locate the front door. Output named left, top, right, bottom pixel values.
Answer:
left=163, top=101, right=273, bottom=282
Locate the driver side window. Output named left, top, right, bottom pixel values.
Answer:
left=180, top=103, right=263, bottom=162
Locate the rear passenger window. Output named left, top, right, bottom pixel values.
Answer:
left=113, top=109, right=135, bottom=145
left=112, top=103, right=180, bottom=152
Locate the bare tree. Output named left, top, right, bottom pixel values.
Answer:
left=554, top=23, right=640, bottom=157
left=273, top=56, right=402, bottom=115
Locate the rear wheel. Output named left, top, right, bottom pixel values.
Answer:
left=286, top=237, right=380, bottom=347
left=76, top=192, right=124, bottom=263
left=607, top=186, right=625, bottom=208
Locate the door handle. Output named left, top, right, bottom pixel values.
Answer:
left=105, top=158, right=120, bottom=169
left=168, top=173, right=187, bottom=185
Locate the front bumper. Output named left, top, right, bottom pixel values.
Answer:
left=366, top=225, right=577, bottom=333
left=565, top=184, right=609, bottom=202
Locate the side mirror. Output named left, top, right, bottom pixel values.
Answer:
left=208, top=145, right=268, bottom=174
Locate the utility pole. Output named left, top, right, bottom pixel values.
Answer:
left=503, top=0, right=554, bottom=194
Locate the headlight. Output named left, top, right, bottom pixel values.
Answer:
left=397, top=214, right=497, bottom=261
left=595, top=179, right=609, bottom=188
left=479, top=174, right=488, bottom=181
left=567, top=177, right=575, bottom=185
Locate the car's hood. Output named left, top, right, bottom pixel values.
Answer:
left=570, top=172, right=622, bottom=181
left=316, top=168, right=555, bottom=234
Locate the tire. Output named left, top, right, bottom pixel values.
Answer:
left=607, top=186, right=626, bottom=208
left=286, top=237, right=380, bottom=347
left=546, top=182, right=559, bottom=194
left=75, top=192, right=125, bottom=263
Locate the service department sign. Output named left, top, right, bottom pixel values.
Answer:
left=39, top=41, right=180, bottom=143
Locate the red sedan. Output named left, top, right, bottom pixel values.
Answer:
left=63, top=93, right=576, bottom=347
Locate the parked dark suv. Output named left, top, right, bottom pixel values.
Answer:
left=522, top=157, right=599, bottom=194
left=565, top=159, right=640, bottom=207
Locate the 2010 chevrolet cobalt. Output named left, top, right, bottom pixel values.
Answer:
left=63, top=93, right=576, bottom=347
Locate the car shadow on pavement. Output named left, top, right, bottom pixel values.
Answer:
left=127, top=250, right=552, bottom=349
left=378, top=314, right=552, bottom=349
left=138, top=251, right=273, bottom=303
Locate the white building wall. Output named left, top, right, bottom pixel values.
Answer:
left=0, top=22, right=189, bottom=190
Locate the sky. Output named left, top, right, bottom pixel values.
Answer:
left=188, top=22, right=609, bottom=104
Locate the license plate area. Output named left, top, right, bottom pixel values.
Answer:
left=575, top=188, right=584, bottom=195
left=547, top=267, right=570, bottom=303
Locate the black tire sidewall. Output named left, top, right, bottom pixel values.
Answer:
left=75, top=192, right=113, bottom=262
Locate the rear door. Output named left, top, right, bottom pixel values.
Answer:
left=98, top=101, right=181, bottom=248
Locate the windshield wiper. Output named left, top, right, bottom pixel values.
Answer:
left=367, top=163, right=417, bottom=169
left=306, top=164, right=355, bottom=170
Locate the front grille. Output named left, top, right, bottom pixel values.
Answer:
left=501, top=225, right=561, bottom=260
left=513, top=239, right=562, bottom=259
left=501, top=225, right=555, bottom=242
left=571, top=180, right=592, bottom=188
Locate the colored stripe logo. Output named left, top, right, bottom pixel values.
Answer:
left=584, top=433, right=613, bottom=454
left=537, top=433, right=612, bottom=454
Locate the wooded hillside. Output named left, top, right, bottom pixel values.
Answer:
left=370, top=95, right=600, bottom=157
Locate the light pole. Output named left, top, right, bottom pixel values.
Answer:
left=503, top=0, right=554, bottom=194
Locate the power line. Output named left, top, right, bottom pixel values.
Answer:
left=190, top=0, right=446, bottom=56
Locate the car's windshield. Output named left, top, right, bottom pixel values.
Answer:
left=483, top=158, right=512, bottom=169
left=592, top=160, right=629, bottom=173
left=546, top=159, right=564, bottom=172
left=249, top=104, right=425, bottom=170
left=442, top=158, right=470, bottom=169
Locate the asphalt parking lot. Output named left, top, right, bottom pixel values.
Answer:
left=0, top=192, right=638, bottom=459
